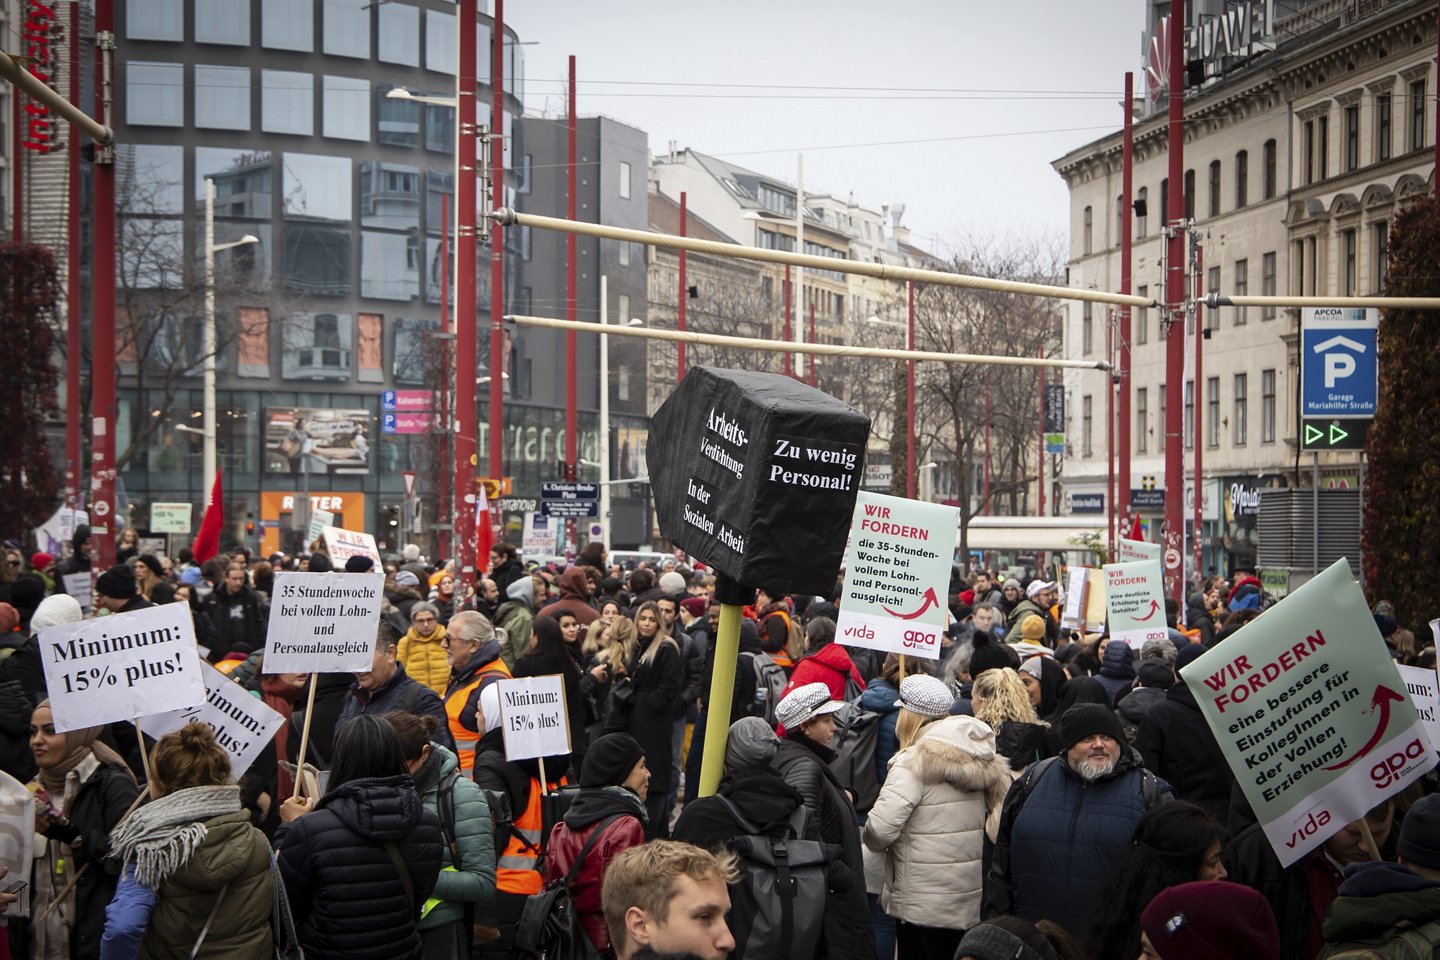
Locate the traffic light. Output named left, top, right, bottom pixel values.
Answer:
left=385, top=504, right=400, bottom=527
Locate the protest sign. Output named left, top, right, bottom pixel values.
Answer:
left=61, top=573, right=92, bottom=614
left=1102, top=560, right=1169, bottom=650
left=496, top=675, right=571, bottom=761
left=835, top=492, right=958, bottom=661
left=149, top=502, right=192, bottom=534
left=1116, top=538, right=1161, bottom=564
left=1397, top=664, right=1440, bottom=750
left=321, top=525, right=381, bottom=566
left=307, top=509, right=335, bottom=544
left=1180, top=558, right=1437, bottom=867
left=33, top=506, right=87, bottom=558
left=0, top=771, right=32, bottom=918
left=140, top=661, right=285, bottom=779
left=40, top=603, right=206, bottom=732
left=262, top=572, right=383, bottom=673
left=648, top=366, right=870, bottom=597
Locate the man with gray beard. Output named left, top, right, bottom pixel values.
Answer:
left=984, top=702, right=1172, bottom=936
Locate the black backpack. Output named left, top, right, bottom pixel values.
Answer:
left=510, top=814, right=623, bottom=960
left=826, top=679, right=882, bottom=814
left=716, top=795, right=828, bottom=960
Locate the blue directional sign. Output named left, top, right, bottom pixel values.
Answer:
left=1301, top=307, right=1378, bottom=419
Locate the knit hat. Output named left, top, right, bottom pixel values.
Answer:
left=31, top=551, right=54, bottom=571
left=659, top=571, right=687, bottom=596
left=955, top=919, right=1054, bottom=960
left=1141, top=637, right=1178, bottom=665
left=680, top=596, right=708, bottom=619
left=1019, top=613, right=1046, bottom=642
left=31, top=593, right=83, bottom=634
left=1026, top=580, right=1055, bottom=600
left=1175, top=643, right=1208, bottom=672
left=1137, top=659, right=1176, bottom=690
left=344, top=555, right=374, bottom=573
left=580, top=733, right=646, bottom=788
left=1002, top=578, right=1022, bottom=591
left=969, top=631, right=1020, bottom=679
left=1373, top=613, right=1399, bottom=639
left=897, top=675, right=954, bottom=719
left=95, top=563, right=137, bottom=599
left=309, top=554, right=334, bottom=573
left=135, top=554, right=164, bottom=578
left=1019, top=656, right=1045, bottom=680
left=0, top=604, right=16, bottom=634
left=179, top=567, right=203, bottom=587
left=775, top=682, right=845, bottom=731
left=1398, top=793, right=1440, bottom=869
left=1058, top=702, right=1126, bottom=749
left=1140, top=881, right=1280, bottom=960
left=10, top=574, right=45, bottom=620
left=394, top=570, right=420, bottom=588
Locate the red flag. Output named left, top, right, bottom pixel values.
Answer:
left=192, top=469, right=224, bottom=564
left=1127, top=512, right=1144, bottom=541
left=474, top=484, right=494, bottom=573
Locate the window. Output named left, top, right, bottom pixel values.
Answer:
left=128, top=0, right=182, bottom=40
left=1261, top=252, right=1277, bottom=320
left=1159, top=178, right=1168, bottom=227
left=118, top=144, right=184, bottom=214
left=1377, top=93, right=1393, bottom=161
left=377, top=86, right=419, bottom=146
left=1261, top=369, right=1276, bottom=444
left=281, top=313, right=352, bottom=379
left=1234, top=373, right=1248, bottom=446
left=425, top=102, right=455, bottom=154
left=1318, top=114, right=1329, bottom=179
left=127, top=62, right=184, bottom=127
left=323, top=76, right=370, bottom=141
left=1263, top=139, right=1277, bottom=198
left=378, top=3, right=419, bottom=66
left=1373, top=221, right=1389, bottom=293
left=1136, top=187, right=1148, bottom=238
left=262, top=0, right=313, bottom=51
left=361, top=232, right=419, bottom=301
left=261, top=70, right=313, bottom=135
left=283, top=154, right=351, bottom=222
left=1208, top=160, right=1220, bottom=217
left=617, top=240, right=630, bottom=267
left=1234, top=259, right=1248, bottom=325
left=1235, top=150, right=1248, bottom=208
left=1343, top=229, right=1357, bottom=296
left=1137, top=388, right=1148, bottom=454
left=1082, top=302, right=1093, bottom=355
left=195, top=66, right=250, bottom=130
left=1412, top=79, right=1428, bottom=151
left=1345, top=105, right=1359, bottom=171
left=1184, top=169, right=1195, bottom=219
left=1207, top=377, right=1220, bottom=447
left=426, top=10, right=457, bottom=75
left=1206, top=266, right=1220, bottom=331
left=1082, top=395, right=1093, bottom=457
left=619, top=161, right=632, bottom=200
left=196, top=0, right=249, bottom=45
left=618, top=294, right=630, bottom=328
left=1184, top=380, right=1194, bottom=450
left=1304, top=120, right=1315, bottom=184
left=1083, top=205, right=1093, bottom=254
left=323, top=0, right=369, bottom=59
left=1136, top=285, right=1148, bottom=344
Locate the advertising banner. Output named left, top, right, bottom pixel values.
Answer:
left=836, top=493, right=959, bottom=661
left=264, top=407, right=371, bottom=476
left=1180, top=559, right=1437, bottom=866
left=262, top=572, right=384, bottom=673
left=1103, top=560, right=1169, bottom=650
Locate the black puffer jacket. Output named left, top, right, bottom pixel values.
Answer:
left=273, top=775, right=443, bottom=960
left=1134, top=681, right=1231, bottom=822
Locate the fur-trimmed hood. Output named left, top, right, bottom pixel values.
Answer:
left=907, top=715, right=1014, bottom=794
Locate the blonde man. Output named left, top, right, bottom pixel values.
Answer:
left=601, top=841, right=739, bottom=960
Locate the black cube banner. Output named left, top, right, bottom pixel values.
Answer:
left=648, top=367, right=871, bottom=597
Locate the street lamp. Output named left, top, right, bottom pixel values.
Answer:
left=204, top=177, right=259, bottom=499
left=598, top=273, right=646, bottom=552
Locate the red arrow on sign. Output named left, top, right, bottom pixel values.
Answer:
left=1322, top=685, right=1405, bottom=771
left=883, top=587, right=939, bottom=621
left=1135, top=599, right=1162, bottom=622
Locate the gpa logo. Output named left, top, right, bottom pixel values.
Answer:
left=900, top=629, right=938, bottom=650
left=1370, top=738, right=1427, bottom=789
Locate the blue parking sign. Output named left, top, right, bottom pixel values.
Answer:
left=1301, top=307, right=1378, bottom=418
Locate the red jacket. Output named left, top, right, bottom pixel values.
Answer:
left=542, top=813, right=646, bottom=954
left=776, top=643, right=866, bottom=734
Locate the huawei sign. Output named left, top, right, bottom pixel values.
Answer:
left=1146, top=16, right=1171, bottom=106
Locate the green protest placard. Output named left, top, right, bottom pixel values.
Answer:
left=836, top=492, right=958, bottom=661
left=1116, top=538, right=1161, bottom=565
left=1102, top=560, right=1168, bottom=650
left=1180, top=558, right=1437, bottom=867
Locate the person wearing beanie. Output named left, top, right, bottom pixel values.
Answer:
left=1135, top=644, right=1231, bottom=823
left=542, top=733, right=649, bottom=956
left=864, top=704, right=1011, bottom=959
left=343, top=554, right=375, bottom=574
left=956, top=916, right=1057, bottom=960
left=0, top=593, right=84, bottom=705
left=52, top=523, right=94, bottom=593
left=986, top=702, right=1171, bottom=936
left=131, top=553, right=165, bottom=600
left=30, top=551, right=56, bottom=593
left=1141, top=881, right=1279, bottom=960
left=1320, top=793, right=1440, bottom=956
left=1094, top=637, right=1138, bottom=706
left=1117, top=659, right=1174, bottom=742
left=9, top=573, right=46, bottom=629
left=1003, top=580, right=1058, bottom=647
left=95, top=563, right=154, bottom=614
left=943, top=627, right=1021, bottom=716
left=998, top=578, right=1024, bottom=620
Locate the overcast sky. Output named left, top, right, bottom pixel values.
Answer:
left=506, top=1, right=1142, bottom=255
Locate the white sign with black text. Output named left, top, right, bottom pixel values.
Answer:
left=262, top=572, right=384, bottom=673
left=140, top=661, right=286, bottom=779
left=497, top=675, right=571, bottom=761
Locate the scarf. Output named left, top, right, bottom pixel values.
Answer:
left=261, top=677, right=301, bottom=796
left=34, top=698, right=132, bottom=796
left=108, top=784, right=241, bottom=890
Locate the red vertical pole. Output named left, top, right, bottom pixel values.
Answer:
left=438, top=195, right=451, bottom=560
left=983, top=372, right=992, bottom=515
left=1120, top=72, right=1134, bottom=555
left=678, top=192, right=687, bottom=382
left=782, top=266, right=792, bottom=378
left=10, top=94, right=21, bottom=242
left=565, top=56, right=577, bottom=478
left=487, top=0, right=507, bottom=560
left=65, top=0, right=81, bottom=509
left=808, top=303, right=816, bottom=387
left=906, top=281, right=915, bottom=499
left=1164, top=3, right=1188, bottom=604
left=454, top=0, right=478, bottom=586
left=1107, top=312, right=1116, bottom=558
left=1193, top=246, right=1204, bottom=590
left=91, top=0, right=116, bottom=569
left=1037, top=353, right=1046, bottom=517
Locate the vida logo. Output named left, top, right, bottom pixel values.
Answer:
left=843, top=623, right=876, bottom=641
left=1285, top=809, right=1332, bottom=849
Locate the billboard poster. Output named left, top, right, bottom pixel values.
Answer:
left=264, top=407, right=371, bottom=476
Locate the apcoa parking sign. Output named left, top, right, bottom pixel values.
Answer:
left=1301, top=307, right=1378, bottom=418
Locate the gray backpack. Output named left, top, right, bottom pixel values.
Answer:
left=716, top=795, right=828, bottom=960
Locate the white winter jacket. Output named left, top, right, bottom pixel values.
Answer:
left=861, top=714, right=1012, bottom=930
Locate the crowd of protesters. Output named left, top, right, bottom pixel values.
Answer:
left=2, top=528, right=1438, bottom=960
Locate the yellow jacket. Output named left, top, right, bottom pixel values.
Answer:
left=398, top=623, right=450, bottom=695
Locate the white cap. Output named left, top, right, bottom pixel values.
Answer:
left=775, top=682, right=845, bottom=731
left=1026, top=580, right=1056, bottom=599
